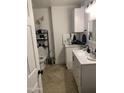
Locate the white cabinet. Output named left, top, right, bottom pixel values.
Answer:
left=72, top=51, right=96, bottom=93
left=65, top=45, right=80, bottom=69
left=74, top=7, right=85, bottom=32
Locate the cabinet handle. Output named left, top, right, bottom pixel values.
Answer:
left=73, top=56, right=74, bottom=61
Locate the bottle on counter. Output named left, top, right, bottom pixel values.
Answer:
left=87, top=46, right=90, bottom=53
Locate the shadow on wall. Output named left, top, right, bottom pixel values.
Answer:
left=57, top=47, right=66, bottom=64
left=48, top=7, right=55, bottom=57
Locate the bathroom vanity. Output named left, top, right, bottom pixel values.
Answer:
left=72, top=50, right=96, bottom=93
left=65, top=44, right=81, bottom=69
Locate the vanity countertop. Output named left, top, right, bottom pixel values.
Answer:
left=73, top=50, right=96, bottom=65
left=64, top=44, right=82, bottom=48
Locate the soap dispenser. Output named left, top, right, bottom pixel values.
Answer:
left=87, top=46, right=90, bottom=53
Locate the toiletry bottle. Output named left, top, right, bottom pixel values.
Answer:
left=87, top=46, right=90, bottom=53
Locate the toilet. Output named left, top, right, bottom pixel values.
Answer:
left=38, top=47, right=47, bottom=70
left=39, top=56, right=47, bottom=70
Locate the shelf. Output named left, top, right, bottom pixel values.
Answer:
left=38, top=45, right=48, bottom=48
left=36, top=32, right=48, bottom=35
left=37, top=38, right=47, bottom=39
left=37, top=38, right=48, bottom=41
left=36, top=29, right=51, bottom=64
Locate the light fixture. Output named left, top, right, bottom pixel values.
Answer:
left=85, top=0, right=93, bottom=13
left=85, top=0, right=96, bottom=19
left=89, top=1, right=96, bottom=19
left=85, top=4, right=91, bottom=13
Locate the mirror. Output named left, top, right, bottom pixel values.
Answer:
left=88, top=19, right=96, bottom=41
left=85, top=0, right=96, bottom=42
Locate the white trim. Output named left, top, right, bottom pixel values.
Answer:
left=28, top=68, right=37, bottom=79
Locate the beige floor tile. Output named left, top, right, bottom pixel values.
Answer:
left=42, top=64, right=79, bottom=93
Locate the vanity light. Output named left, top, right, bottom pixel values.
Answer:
left=89, top=1, right=96, bottom=20
left=85, top=0, right=96, bottom=20
left=85, top=3, right=91, bottom=13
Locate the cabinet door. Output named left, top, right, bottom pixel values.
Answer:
left=72, top=54, right=81, bottom=93
left=74, top=7, right=85, bottom=32
left=82, top=65, right=96, bottom=93
left=65, top=47, right=73, bottom=69
left=65, top=47, right=80, bottom=69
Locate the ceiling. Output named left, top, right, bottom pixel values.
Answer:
left=32, top=0, right=85, bottom=8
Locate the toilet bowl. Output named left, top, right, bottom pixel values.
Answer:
left=38, top=47, right=47, bottom=70
left=39, top=56, right=47, bottom=70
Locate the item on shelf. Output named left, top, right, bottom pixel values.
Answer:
left=36, top=29, right=52, bottom=64
left=40, top=35, right=45, bottom=38
left=37, top=29, right=41, bottom=34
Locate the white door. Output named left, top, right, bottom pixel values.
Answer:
left=27, top=0, right=43, bottom=93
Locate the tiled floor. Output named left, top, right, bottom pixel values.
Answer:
left=42, top=64, right=79, bottom=93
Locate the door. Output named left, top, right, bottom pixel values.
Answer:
left=27, top=0, right=43, bottom=93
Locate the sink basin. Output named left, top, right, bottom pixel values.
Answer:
left=77, top=52, right=83, bottom=56
left=87, top=54, right=96, bottom=61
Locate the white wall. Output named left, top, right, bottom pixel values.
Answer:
left=51, top=5, right=79, bottom=64
left=33, top=8, right=54, bottom=57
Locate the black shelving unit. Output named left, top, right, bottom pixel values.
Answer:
left=36, top=29, right=51, bottom=64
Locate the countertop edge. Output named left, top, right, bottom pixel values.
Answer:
left=73, top=50, right=96, bottom=65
